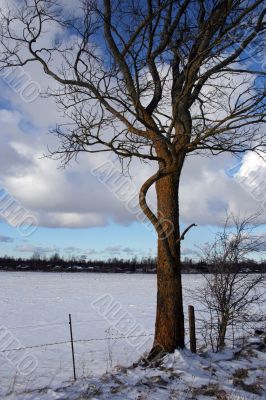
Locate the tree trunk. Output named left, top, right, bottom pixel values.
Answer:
left=151, top=172, right=185, bottom=355
left=217, top=317, right=227, bottom=351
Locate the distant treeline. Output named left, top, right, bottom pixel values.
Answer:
left=0, top=255, right=265, bottom=274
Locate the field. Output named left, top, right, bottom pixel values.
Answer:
left=0, top=271, right=265, bottom=399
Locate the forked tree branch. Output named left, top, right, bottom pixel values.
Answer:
left=177, top=224, right=197, bottom=244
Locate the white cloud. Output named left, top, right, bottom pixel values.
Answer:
left=179, top=153, right=266, bottom=225
left=0, top=102, right=265, bottom=229
left=181, top=247, right=201, bottom=258
left=0, top=6, right=264, bottom=231
left=0, top=235, right=14, bottom=243
left=102, top=245, right=143, bottom=257
left=0, top=110, right=21, bottom=124
left=15, top=244, right=59, bottom=254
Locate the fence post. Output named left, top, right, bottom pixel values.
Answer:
left=188, top=305, right=197, bottom=353
left=69, top=314, right=76, bottom=380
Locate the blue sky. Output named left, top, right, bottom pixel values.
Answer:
left=0, top=71, right=265, bottom=260
left=0, top=0, right=265, bottom=261
left=0, top=217, right=227, bottom=260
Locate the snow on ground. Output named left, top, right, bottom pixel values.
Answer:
left=4, top=338, right=266, bottom=400
left=0, top=272, right=265, bottom=399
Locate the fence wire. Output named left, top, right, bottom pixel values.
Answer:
left=0, top=333, right=154, bottom=353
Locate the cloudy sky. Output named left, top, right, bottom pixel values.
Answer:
left=0, top=1, right=265, bottom=261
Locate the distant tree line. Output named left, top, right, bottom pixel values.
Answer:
left=0, top=254, right=265, bottom=274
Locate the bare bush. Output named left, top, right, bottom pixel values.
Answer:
left=195, top=214, right=265, bottom=352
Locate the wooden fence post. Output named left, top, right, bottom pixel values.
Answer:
left=188, top=305, right=197, bottom=353
left=69, top=313, right=77, bottom=380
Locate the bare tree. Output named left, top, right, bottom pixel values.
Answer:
left=0, top=0, right=265, bottom=355
left=196, top=213, right=265, bottom=352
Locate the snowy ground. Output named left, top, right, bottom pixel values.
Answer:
left=0, top=272, right=265, bottom=399
left=4, top=339, right=266, bottom=400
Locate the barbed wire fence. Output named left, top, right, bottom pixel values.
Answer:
left=0, top=310, right=197, bottom=382
left=0, top=306, right=262, bottom=384
left=0, top=313, right=157, bottom=383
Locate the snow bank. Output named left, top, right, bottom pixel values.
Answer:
left=5, top=337, right=266, bottom=400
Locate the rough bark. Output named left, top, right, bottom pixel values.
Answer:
left=217, top=317, right=228, bottom=350
left=151, top=172, right=185, bottom=355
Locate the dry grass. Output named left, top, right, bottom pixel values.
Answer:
left=232, top=368, right=248, bottom=380
left=192, top=383, right=228, bottom=399
left=232, top=379, right=263, bottom=395
left=231, top=365, right=263, bottom=395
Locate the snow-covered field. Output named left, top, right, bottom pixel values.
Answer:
left=0, top=272, right=265, bottom=399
